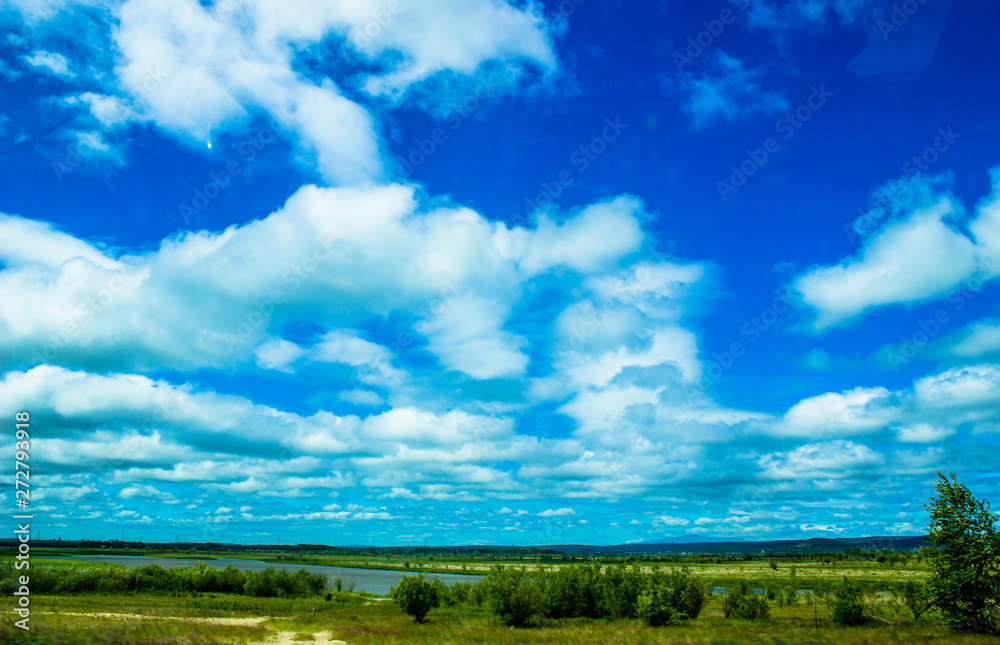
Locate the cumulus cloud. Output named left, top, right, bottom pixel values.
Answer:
left=23, top=49, right=73, bottom=77
left=537, top=507, right=575, bottom=517
left=794, top=171, right=1000, bottom=328
left=9, top=0, right=560, bottom=183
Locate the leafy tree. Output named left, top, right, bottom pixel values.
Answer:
left=830, top=576, right=868, bottom=626
left=926, top=472, right=1000, bottom=632
left=390, top=574, right=442, bottom=623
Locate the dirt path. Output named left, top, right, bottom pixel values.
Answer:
left=257, top=631, right=346, bottom=645
left=46, top=613, right=349, bottom=644
left=51, top=612, right=269, bottom=626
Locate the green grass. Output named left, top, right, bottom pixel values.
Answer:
left=264, top=595, right=1000, bottom=645
left=4, top=589, right=999, bottom=644
left=1, top=550, right=988, bottom=644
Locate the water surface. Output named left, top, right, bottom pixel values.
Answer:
left=42, top=555, right=483, bottom=596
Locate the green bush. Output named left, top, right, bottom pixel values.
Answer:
left=830, top=577, right=868, bottom=626
left=637, top=570, right=705, bottom=626
left=470, top=580, right=487, bottom=607
left=390, top=573, right=442, bottom=623
left=3, top=562, right=326, bottom=599
left=450, top=581, right=471, bottom=604
left=598, top=563, right=644, bottom=619
left=901, top=580, right=931, bottom=621
left=543, top=563, right=601, bottom=619
left=482, top=565, right=544, bottom=627
left=722, top=580, right=770, bottom=620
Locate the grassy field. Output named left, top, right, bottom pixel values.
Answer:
left=3, top=553, right=998, bottom=644
left=4, top=589, right=1000, bottom=644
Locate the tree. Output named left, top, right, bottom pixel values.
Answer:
left=390, top=574, right=442, bottom=623
left=926, top=472, right=1000, bottom=632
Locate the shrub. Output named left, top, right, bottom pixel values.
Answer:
left=347, top=579, right=356, bottom=593
left=543, top=563, right=601, bottom=619
left=450, top=581, right=471, bottom=605
left=926, top=472, right=1000, bottom=633
left=598, top=563, right=645, bottom=619
left=638, top=570, right=705, bottom=626
left=722, top=580, right=770, bottom=620
left=333, top=576, right=343, bottom=592
left=901, top=580, right=931, bottom=621
left=470, top=580, right=487, bottom=607
left=830, top=577, right=868, bottom=626
left=482, top=565, right=544, bottom=627
left=390, top=574, right=442, bottom=623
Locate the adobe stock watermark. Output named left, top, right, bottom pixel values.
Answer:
left=885, top=256, right=1000, bottom=372
left=876, top=0, right=932, bottom=41
left=702, top=289, right=795, bottom=385
left=510, top=117, right=628, bottom=226
left=671, top=0, right=752, bottom=72
left=215, top=235, right=339, bottom=355
left=348, top=1, right=403, bottom=49
left=31, top=269, right=141, bottom=365
left=845, top=127, right=960, bottom=244
left=395, top=76, right=507, bottom=178
left=51, top=66, right=167, bottom=182
left=717, top=85, right=834, bottom=202
left=177, top=126, right=276, bottom=224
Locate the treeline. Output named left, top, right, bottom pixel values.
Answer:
left=395, top=563, right=942, bottom=628
left=394, top=564, right=706, bottom=626
left=0, top=562, right=327, bottom=598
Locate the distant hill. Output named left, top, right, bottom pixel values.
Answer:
left=540, top=535, right=927, bottom=556
left=644, top=534, right=748, bottom=544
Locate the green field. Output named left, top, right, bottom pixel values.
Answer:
left=3, top=551, right=1000, bottom=644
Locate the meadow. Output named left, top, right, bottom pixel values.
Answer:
left=2, top=550, right=999, bottom=644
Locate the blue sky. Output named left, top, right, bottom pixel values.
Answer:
left=2, top=0, right=1000, bottom=546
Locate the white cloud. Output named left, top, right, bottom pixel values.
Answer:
left=118, top=484, right=173, bottom=500
left=339, top=389, right=384, bottom=407
left=15, top=0, right=559, bottom=182
left=0, top=186, right=653, bottom=376
left=537, top=507, right=575, bottom=517
left=781, top=386, right=896, bottom=437
left=24, top=49, right=73, bottom=77
left=794, top=171, right=1000, bottom=327
left=759, top=440, right=884, bottom=481
left=416, top=294, right=528, bottom=379
left=673, top=52, right=787, bottom=130
left=913, top=364, right=1000, bottom=409
left=254, top=338, right=306, bottom=372
left=63, top=93, right=141, bottom=128
left=950, top=319, right=1000, bottom=358
left=897, top=423, right=954, bottom=443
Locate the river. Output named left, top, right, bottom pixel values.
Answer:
left=42, top=555, right=483, bottom=596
